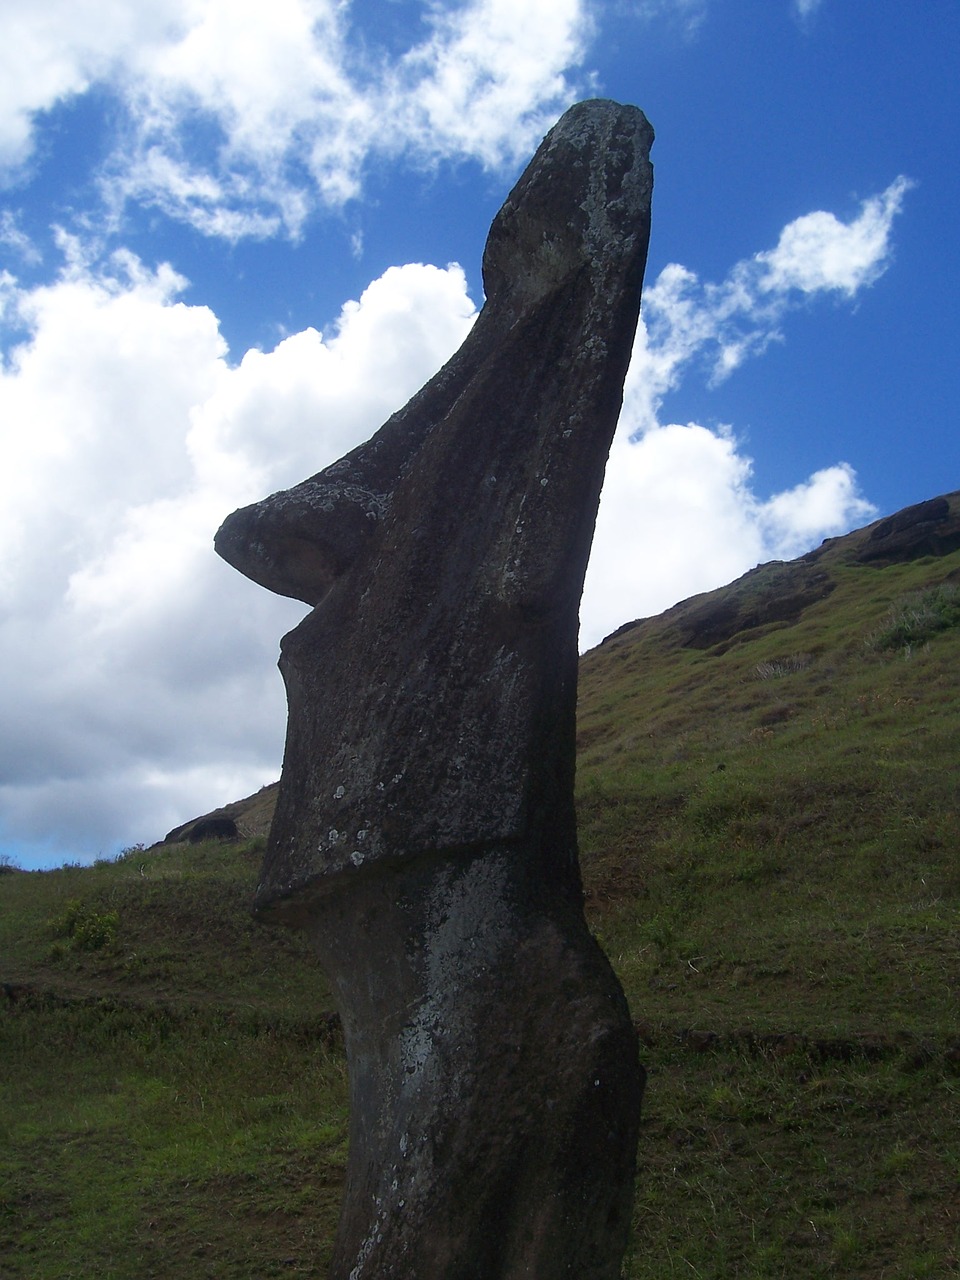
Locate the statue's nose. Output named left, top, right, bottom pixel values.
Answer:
left=214, top=477, right=385, bottom=605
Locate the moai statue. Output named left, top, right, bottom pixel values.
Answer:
left=217, top=98, right=654, bottom=1280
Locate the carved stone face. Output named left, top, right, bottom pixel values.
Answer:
left=215, top=100, right=653, bottom=617
left=215, top=97, right=654, bottom=900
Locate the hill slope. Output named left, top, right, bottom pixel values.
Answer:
left=575, top=491, right=960, bottom=1041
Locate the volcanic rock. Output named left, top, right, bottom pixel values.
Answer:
left=216, top=97, right=654, bottom=1280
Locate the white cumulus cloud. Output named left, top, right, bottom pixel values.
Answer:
left=1, top=0, right=592, bottom=239
left=0, top=249, right=475, bottom=864
left=626, top=176, right=912, bottom=402
left=0, top=1, right=189, bottom=170
left=756, top=177, right=913, bottom=296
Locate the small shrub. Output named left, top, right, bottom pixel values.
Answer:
left=50, top=899, right=120, bottom=952
left=754, top=653, right=811, bottom=679
left=831, top=1225, right=861, bottom=1267
left=880, top=1145, right=916, bottom=1178
left=870, top=583, right=960, bottom=653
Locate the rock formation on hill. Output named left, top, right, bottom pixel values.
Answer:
left=215, top=99, right=654, bottom=1280
left=603, top=489, right=960, bottom=651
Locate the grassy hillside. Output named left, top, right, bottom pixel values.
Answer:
left=578, top=505, right=960, bottom=1044
left=2, top=494, right=959, bottom=1278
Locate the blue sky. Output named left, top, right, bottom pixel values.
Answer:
left=1, top=0, right=957, bottom=869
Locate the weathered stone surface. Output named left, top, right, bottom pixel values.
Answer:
left=217, top=97, right=654, bottom=1279
left=188, top=816, right=239, bottom=843
left=856, top=495, right=960, bottom=564
left=667, top=562, right=836, bottom=652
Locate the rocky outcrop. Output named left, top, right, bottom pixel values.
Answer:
left=601, top=490, right=960, bottom=655
left=217, top=98, right=654, bottom=1279
left=162, top=783, right=279, bottom=845
left=187, top=817, right=239, bottom=843
left=668, top=562, right=836, bottom=651
left=855, top=495, right=960, bottom=564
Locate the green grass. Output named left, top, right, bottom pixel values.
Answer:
left=1, top=994, right=348, bottom=1278
left=869, top=581, right=960, bottom=654
left=624, top=1043, right=959, bottom=1279
left=577, top=549, right=960, bottom=1046
left=0, top=839, right=334, bottom=1017
left=2, top=512, right=960, bottom=1276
